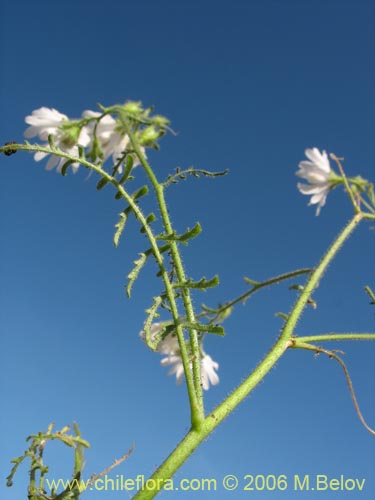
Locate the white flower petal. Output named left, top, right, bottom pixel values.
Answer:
left=45, top=155, right=59, bottom=171
left=140, top=323, right=219, bottom=390
left=296, top=147, right=333, bottom=215
left=24, top=107, right=84, bottom=173
left=78, top=126, right=91, bottom=147
left=201, top=354, right=219, bottom=390
left=304, top=148, right=330, bottom=173
left=310, top=191, right=328, bottom=205
left=33, top=151, right=49, bottom=162
left=82, top=111, right=117, bottom=147
left=297, top=182, right=328, bottom=195
left=24, top=107, right=67, bottom=140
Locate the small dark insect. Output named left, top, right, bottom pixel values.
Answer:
left=4, top=141, right=17, bottom=156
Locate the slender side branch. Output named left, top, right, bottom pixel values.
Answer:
left=291, top=340, right=375, bottom=437
left=198, top=268, right=312, bottom=323
left=296, top=333, right=375, bottom=343
left=330, top=154, right=360, bottom=212
left=85, top=444, right=134, bottom=490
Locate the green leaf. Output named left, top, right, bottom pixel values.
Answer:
left=205, top=325, right=225, bottom=336
left=118, top=154, right=134, bottom=184
left=367, top=184, right=375, bottom=207
left=73, top=437, right=90, bottom=448
left=156, top=222, right=202, bottom=244
left=289, top=284, right=303, bottom=291
left=244, top=277, right=260, bottom=286
left=180, top=322, right=225, bottom=336
left=58, top=435, right=74, bottom=447
left=275, top=312, right=289, bottom=321
left=96, top=177, right=110, bottom=190
left=143, top=296, right=163, bottom=350
left=126, top=253, right=147, bottom=298
left=77, top=145, right=86, bottom=159
left=217, top=305, right=233, bottom=321
left=176, top=275, right=219, bottom=290
left=201, top=303, right=217, bottom=313
left=47, top=133, right=56, bottom=150
left=60, top=159, right=75, bottom=176
left=364, top=286, right=375, bottom=307
left=132, top=185, right=149, bottom=201
left=114, top=211, right=128, bottom=247
left=144, top=243, right=170, bottom=257
left=140, top=213, right=156, bottom=233
left=179, top=222, right=202, bottom=242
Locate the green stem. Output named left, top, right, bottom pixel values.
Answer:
left=331, top=154, right=360, bottom=213
left=198, top=268, right=312, bottom=323
left=364, top=286, right=375, bottom=304
left=116, top=111, right=205, bottom=426
left=131, top=213, right=364, bottom=500
left=280, top=214, right=363, bottom=340
left=295, top=333, right=375, bottom=343
left=359, top=195, right=375, bottom=214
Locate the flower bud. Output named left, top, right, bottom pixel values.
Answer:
left=138, top=126, right=160, bottom=146
left=60, top=123, right=81, bottom=148
left=152, top=115, right=170, bottom=127
left=123, top=101, right=143, bottom=115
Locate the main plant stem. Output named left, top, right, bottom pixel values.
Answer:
left=132, top=213, right=363, bottom=500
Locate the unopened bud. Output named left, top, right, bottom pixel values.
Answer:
left=123, top=101, right=143, bottom=115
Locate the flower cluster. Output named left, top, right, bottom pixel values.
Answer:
left=24, top=103, right=167, bottom=174
left=140, top=323, right=219, bottom=391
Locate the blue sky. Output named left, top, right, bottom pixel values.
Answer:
left=1, top=0, right=374, bottom=499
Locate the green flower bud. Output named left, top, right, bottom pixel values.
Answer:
left=60, top=122, right=81, bottom=148
left=123, top=101, right=143, bottom=115
left=152, top=115, right=170, bottom=127
left=138, top=126, right=160, bottom=146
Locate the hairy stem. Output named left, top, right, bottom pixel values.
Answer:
left=295, top=333, right=375, bottom=343
left=131, top=213, right=364, bottom=500
left=117, top=111, right=205, bottom=425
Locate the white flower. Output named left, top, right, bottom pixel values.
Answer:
left=296, top=147, right=332, bottom=215
left=25, top=107, right=68, bottom=141
left=82, top=110, right=146, bottom=171
left=161, top=351, right=220, bottom=390
left=24, top=107, right=90, bottom=173
left=140, top=322, right=220, bottom=390
left=200, top=354, right=220, bottom=390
